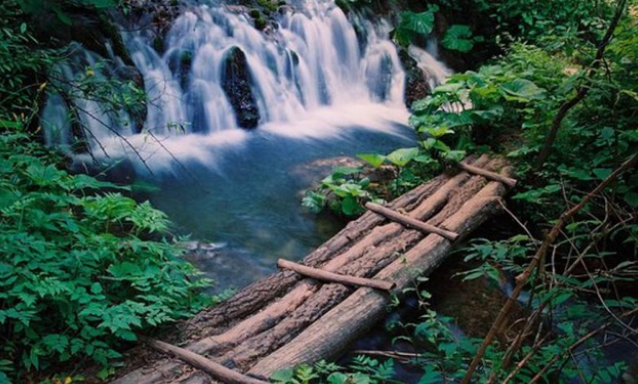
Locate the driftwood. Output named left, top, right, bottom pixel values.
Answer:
left=277, top=259, right=395, bottom=291
left=365, top=202, right=459, bottom=240
left=111, top=155, right=512, bottom=384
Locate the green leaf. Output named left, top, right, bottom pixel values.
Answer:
left=53, top=6, right=72, bottom=25
left=401, top=11, right=435, bottom=34
left=108, top=262, right=142, bottom=278
left=624, top=192, right=638, bottom=208
left=357, top=153, right=385, bottom=168
left=442, top=25, right=475, bottom=52
left=85, top=0, right=117, bottom=9
left=90, top=283, right=103, bottom=294
left=395, top=10, right=435, bottom=45
left=271, top=369, right=295, bottom=383
left=593, top=168, right=612, bottom=180
left=341, top=195, right=359, bottom=216
left=443, top=150, right=466, bottom=162
left=500, top=78, right=546, bottom=101
left=386, top=147, right=420, bottom=167
left=418, top=367, right=443, bottom=384
left=327, top=372, right=348, bottom=384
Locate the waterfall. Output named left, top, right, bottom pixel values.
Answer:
left=42, top=0, right=452, bottom=170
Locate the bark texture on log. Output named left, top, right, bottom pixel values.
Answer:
left=111, top=155, right=512, bottom=384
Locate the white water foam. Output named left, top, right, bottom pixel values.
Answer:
left=42, top=0, right=452, bottom=173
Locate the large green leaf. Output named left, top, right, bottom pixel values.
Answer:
left=400, top=11, right=435, bottom=35
left=357, top=153, right=386, bottom=168
left=500, top=78, right=546, bottom=101
left=441, top=25, right=475, bottom=52
left=395, top=10, right=435, bottom=45
left=386, top=147, right=420, bottom=167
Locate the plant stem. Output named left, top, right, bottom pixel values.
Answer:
left=460, top=150, right=638, bottom=384
left=534, top=0, right=627, bottom=169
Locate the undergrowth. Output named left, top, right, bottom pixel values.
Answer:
left=0, top=2, right=215, bottom=383
left=301, top=0, right=638, bottom=382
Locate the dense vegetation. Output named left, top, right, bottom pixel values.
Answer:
left=0, top=1, right=214, bottom=383
left=302, top=0, right=638, bottom=383
left=1, top=0, right=637, bottom=382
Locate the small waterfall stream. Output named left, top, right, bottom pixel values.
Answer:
left=41, top=0, right=452, bottom=290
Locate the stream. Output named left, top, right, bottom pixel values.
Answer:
left=39, top=0, right=638, bottom=382
left=41, top=0, right=448, bottom=291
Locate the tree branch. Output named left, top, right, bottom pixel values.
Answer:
left=534, top=0, right=627, bottom=169
left=460, top=150, right=638, bottom=384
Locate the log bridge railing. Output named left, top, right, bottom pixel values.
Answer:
left=111, top=155, right=516, bottom=384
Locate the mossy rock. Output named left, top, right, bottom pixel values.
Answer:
left=221, top=46, right=260, bottom=129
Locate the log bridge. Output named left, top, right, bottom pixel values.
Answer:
left=112, top=155, right=517, bottom=384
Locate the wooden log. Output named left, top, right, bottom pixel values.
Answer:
left=190, top=280, right=320, bottom=354
left=180, top=165, right=459, bottom=339
left=108, top=156, right=504, bottom=384
left=146, top=339, right=269, bottom=384
left=277, top=259, right=395, bottom=291
left=365, top=202, right=459, bottom=241
left=456, top=161, right=517, bottom=188
left=248, top=171, right=512, bottom=378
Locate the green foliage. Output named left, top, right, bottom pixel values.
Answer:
left=441, top=24, right=483, bottom=52
left=272, top=357, right=396, bottom=384
left=393, top=7, right=437, bottom=47
left=302, top=139, right=453, bottom=217
left=0, top=2, right=58, bottom=118
left=302, top=166, right=382, bottom=217
left=17, top=0, right=124, bottom=26
left=0, top=127, right=214, bottom=382
left=378, top=3, right=638, bottom=382
left=472, top=0, right=615, bottom=45
left=0, top=2, right=214, bottom=383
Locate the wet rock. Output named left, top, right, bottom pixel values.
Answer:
left=30, top=7, right=134, bottom=66
left=398, top=46, right=430, bottom=108
left=221, top=46, right=260, bottom=129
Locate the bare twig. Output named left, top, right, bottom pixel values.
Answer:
left=527, top=307, right=638, bottom=384
left=501, top=333, right=550, bottom=384
left=460, top=151, right=638, bottom=384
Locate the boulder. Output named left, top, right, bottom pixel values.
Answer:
left=221, top=46, right=260, bottom=129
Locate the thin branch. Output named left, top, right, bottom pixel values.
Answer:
left=501, top=333, right=551, bottom=384
left=460, top=150, right=638, bottom=384
left=527, top=307, right=638, bottom=384
left=534, top=0, right=628, bottom=169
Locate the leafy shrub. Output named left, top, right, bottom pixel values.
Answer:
left=472, top=0, right=614, bottom=45
left=0, top=128, right=213, bottom=382
left=302, top=166, right=382, bottom=217
left=271, top=356, right=396, bottom=384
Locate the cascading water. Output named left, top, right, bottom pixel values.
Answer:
left=41, top=0, right=445, bottom=167
left=41, top=0, right=453, bottom=290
